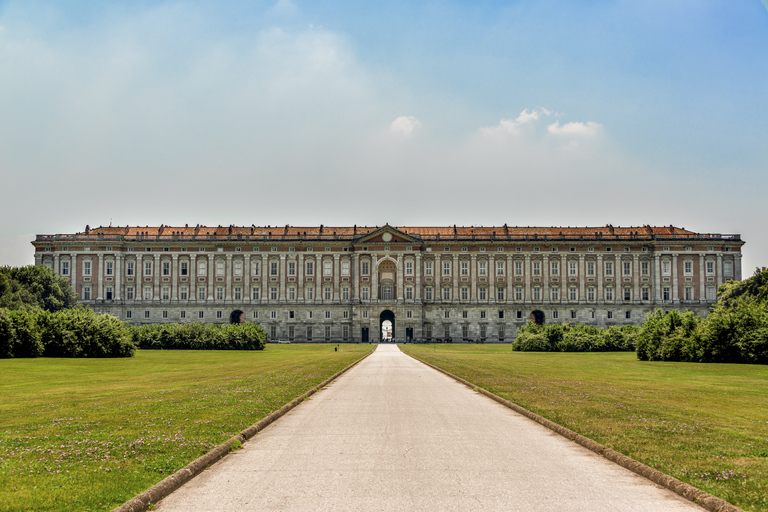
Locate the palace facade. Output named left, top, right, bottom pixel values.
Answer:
left=32, top=224, right=744, bottom=342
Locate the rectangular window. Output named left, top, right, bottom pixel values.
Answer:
left=624, top=288, right=631, bottom=301
left=199, top=311, right=204, bottom=319
left=341, top=260, right=350, bottom=276
left=497, top=261, right=505, bottom=276
left=551, top=261, right=559, bottom=276
left=479, top=287, right=487, bottom=301
left=162, top=287, right=170, bottom=300
left=198, top=260, right=206, bottom=276
left=362, top=310, right=368, bottom=319
left=532, top=261, right=541, bottom=276
left=289, top=310, right=295, bottom=319
left=460, top=287, right=468, bottom=301
left=443, top=261, right=451, bottom=275
left=515, top=287, right=523, bottom=301
left=684, top=287, right=693, bottom=301
left=343, top=310, right=349, bottom=319
left=252, top=261, right=260, bottom=276
left=607, top=311, right=613, bottom=319
left=216, top=287, right=224, bottom=300
left=180, top=310, right=186, bottom=319
left=179, top=261, right=188, bottom=276
left=406, top=287, right=414, bottom=300
left=533, top=287, right=541, bottom=301
left=180, top=286, right=188, bottom=300
left=663, top=287, right=671, bottom=301
left=425, top=287, right=433, bottom=301
left=724, top=260, right=733, bottom=277
left=105, top=261, right=114, bottom=276
left=342, top=325, right=349, bottom=340
left=406, top=261, right=414, bottom=275
left=288, top=326, right=295, bottom=340
left=126, top=287, right=134, bottom=300
left=552, top=311, right=559, bottom=319
left=270, top=326, right=277, bottom=339
left=498, top=325, right=505, bottom=340
left=144, top=261, right=152, bottom=276
left=662, top=261, right=671, bottom=275
left=360, top=260, right=369, bottom=275
left=162, top=310, right=168, bottom=319
left=569, top=287, right=577, bottom=301
left=642, top=288, right=650, bottom=301
left=706, top=261, right=715, bottom=275
left=515, top=261, right=523, bottom=276
left=324, top=261, right=332, bottom=276
left=460, top=261, right=468, bottom=276
left=605, top=287, right=614, bottom=301
left=551, top=287, right=559, bottom=301
left=61, top=260, right=70, bottom=276
left=270, top=287, right=278, bottom=300
left=641, top=261, right=649, bottom=276
left=684, top=261, right=693, bottom=275
left=569, top=261, right=577, bottom=276
left=288, top=261, right=296, bottom=276
left=442, top=287, right=451, bottom=300
left=198, top=286, right=206, bottom=300
left=126, top=311, right=132, bottom=319
left=234, top=260, right=243, bottom=277
left=252, top=287, right=260, bottom=300
left=234, top=287, right=242, bottom=300
left=325, top=325, right=331, bottom=340
left=479, top=261, right=487, bottom=276
left=325, top=311, right=331, bottom=319
left=287, top=286, right=295, bottom=300
left=306, top=326, right=313, bottom=341
left=83, top=286, right=91, bottom=300
left=307, top=287, right=315, bottom=300
left=83, top=261, right=92, bottom=276
left=361, top=287, right=370, bottom=300
left=497, top=287, right=505, bottom=301
left=605, top=262, right=613, bottom=276
left=324, top=287, right=332, bottom=300
left=706, top=286, right=716, bottom=300
left=342, top=287, right=350, bottom=300
left=144, top=310, right=150, bottom=319
left=587, top=262, right=595, bottom=276
left=571, top=310, right=577, bottom=319
left=271, top=261, right=279, bottom=276
left=623, top=261, right=631, bottom=276
left=462, top=325, right=469, bottom=339
left=271, top=311, right=276, bottom=319
left=163, top=261, right=171, bottom=276
left=216, top=311, right=223, bottom=319
left=587, top=287, right=595, bottom=301
left=143, top=287, right=152, bottom=300
left=303, top=260, right=313, bottom=276
left=479, top=325, right=486, bottom=338
left=425, top=261, right=433, bottom=276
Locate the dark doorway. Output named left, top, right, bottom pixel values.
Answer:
left=380, top=310, right=395, bottom=342
left=362, top=327, right=369, bottom=343
left=230, top=310, right=245, bottom=324
left=405, top=327, right=414, bottom=341
left=530, top=310, right=545, bottom=325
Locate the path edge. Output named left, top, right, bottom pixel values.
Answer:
left=404, top=349, right=744, bottom=512
left=113, top=347, right=375, bottom=512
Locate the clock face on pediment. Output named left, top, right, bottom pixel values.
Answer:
left=382, top=232, right=393, bottom=242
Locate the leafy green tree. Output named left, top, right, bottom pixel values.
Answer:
left=0, top=265, right=77, bottom=312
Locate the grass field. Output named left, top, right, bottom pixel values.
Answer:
left=0, top=344, right=373, bottom=512
left=401, top=344, right=768, bottom=512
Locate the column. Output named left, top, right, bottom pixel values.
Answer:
left=560, top=254, right=566, bottom=304
left=261, top=253, right=268, bottom=304
left=280, top=254, right=287, bottom=303
left=672, top=253, right=679, bottom=303
left=208, top=254, right=215, bottom=301
left=97, top=253, right=104, bottom=300
left=435, top=254, right=441, bottom=302
left=524, top=255, right=531, bottom=304
left=190, top=254, right=197, bottom=302
left=244, top=253, right=251, bottom=304
left=633, top=254, right=640, bottom=304
left=225, top=254, right=233, bottom=301
left=54, top=254, right=60, bottom=276
left=699, top=253, right=705, bottom=303
left=154, top=254, right=160, bottom=301
left=654, top=253, right=662, bottom=302
left=372, top=255, right=379, bottom=302
left=542, top=254, right=549, bottom=303
left=115, top=254, right=122, bottom=301
left=415, top=252, right=422, bottom=303
left=471, top=254, right=478, bottom=304
left=596, top=254, right=603, bottom=304
left=578, top=254, right=585, bottom=303
left=452, top=256, right=459, bottom=303
left=172, top=254, right=179, bottom=301
left=137, top=254, right=143, bottom=301
left=298, top=253, right=304, bottom=302
left=735, top=252, right=743, bottom=281
left=71, top=253, right=78, bottom=298
left=333, top=253, right=340, bottom=301
left=397, top=253, right=404, bottom=301
left=351, top=253, right=358, bottom=302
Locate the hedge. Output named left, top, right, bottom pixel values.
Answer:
left=131, top=322, right=266, bottom=351
left=512, top=322, right=638, bottom=352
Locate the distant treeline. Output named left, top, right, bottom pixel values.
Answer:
left=512, top=323, right=638, bottom=352
left=130, top=322, right=266, bottom=351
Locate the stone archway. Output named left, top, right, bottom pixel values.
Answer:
left=380, top=310, right=395, bottom=342
left=529, top=310, right=545, bottom=325
left=230, top=310, right=245, bottom=324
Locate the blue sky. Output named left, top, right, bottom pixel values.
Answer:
left=1, top=0, right=766, bottom=273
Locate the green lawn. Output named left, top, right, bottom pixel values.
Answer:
left=0, top=345, right=373, bottom=512
left=401, top=344, right=768, bottom=512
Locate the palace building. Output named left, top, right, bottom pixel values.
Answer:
left=32, top=224, right=744, bottom=342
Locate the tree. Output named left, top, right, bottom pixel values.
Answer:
left=0, top=266, right=77, bottom=312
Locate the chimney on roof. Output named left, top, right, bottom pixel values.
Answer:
left=85, top=225, right=90, bottom=234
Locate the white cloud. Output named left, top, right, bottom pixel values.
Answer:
left=269, top=0, right=299, bottom=17
left=480, top=107, right=552, bottom=136
left=390, top=116, right=421, bottom=136
left=547, top=120, right=601, bottom=137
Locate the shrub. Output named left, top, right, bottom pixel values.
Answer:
left=636, top=310, right=702, bottom=362
left=0, top=309, right=16, bottom=358
left=39, top=308, right=135, bottom=358
left=7, top=310, right=43, bottom=358
left=131, top=322, right=266, bottom=351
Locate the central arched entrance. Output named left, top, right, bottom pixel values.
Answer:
left=530, top=310, right=545, bottom=325
left=380, top=310, right=395, bottom=342
left=230, top=310, right=245, bottom=324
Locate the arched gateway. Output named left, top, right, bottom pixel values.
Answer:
left=380, top=310, right=395, bottom=342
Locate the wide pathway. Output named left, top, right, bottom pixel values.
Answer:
left=158, top=344, right=703, bottom=511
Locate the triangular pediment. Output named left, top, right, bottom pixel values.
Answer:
left=355, top=224, right=421, bottom=245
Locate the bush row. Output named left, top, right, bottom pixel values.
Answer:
left=0, top=307, right=135, bottom=358
left=131, top=322, right=266, bottom=351
left=512, top=322, right=639, bottom=352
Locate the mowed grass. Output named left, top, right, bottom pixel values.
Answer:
left=0, top=344, right=373, bottom=512
left=401, top=344, right=768, bottom=512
